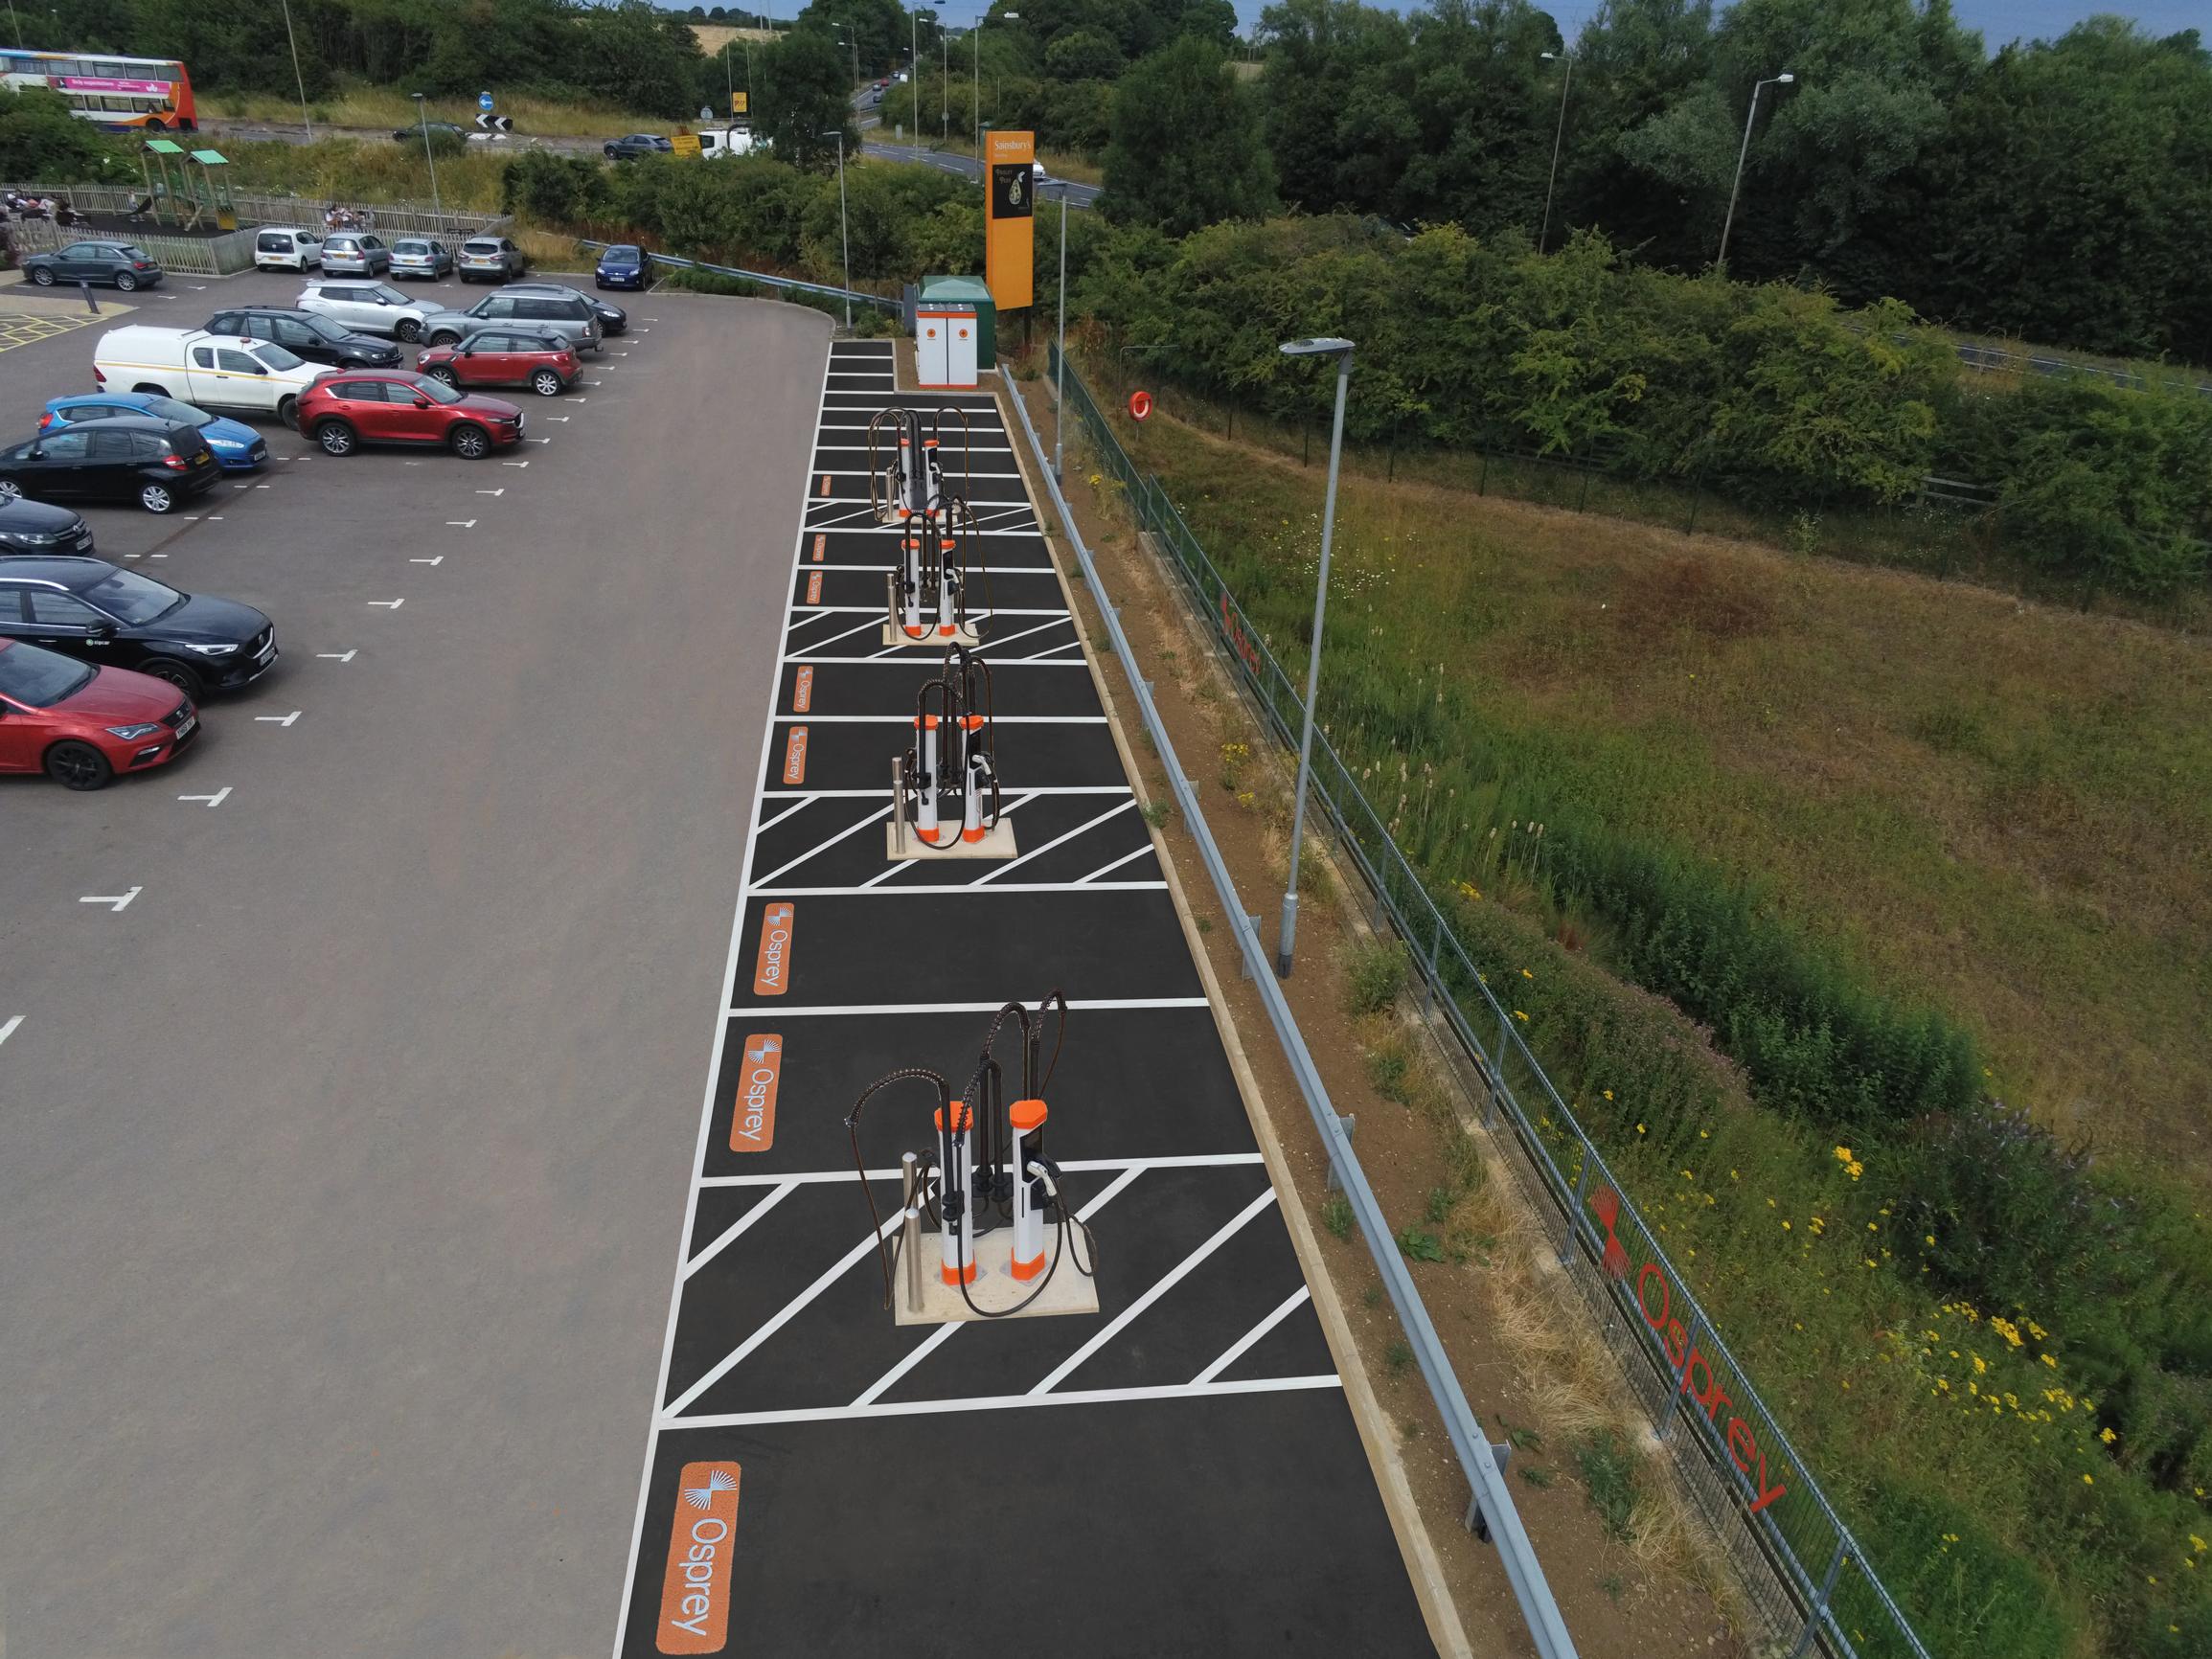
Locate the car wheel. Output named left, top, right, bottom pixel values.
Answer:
left=0, top=478, right=19, bottom=502
left=139, top=482, right=175, bottom=513
left=531, top=369, right=562, bottom=398
left=447, top=422, right=490, bottom=460
left=316, top=420, right=356, bottom=456
left=140, top=657, right=204, bottom=699
left=427, top=366, right=459, bottom=388
left=115, top=271, right=138, bottom=292
left=30, top=266, right=54, bottom=286
left=44, top=739, right=113, bottom=791
left=396, top=317, right=422, bottom=342
left=278, top=395, right=301, bottom=429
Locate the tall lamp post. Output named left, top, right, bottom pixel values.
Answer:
left=1717, top=72, right=1793, bottom=270
left=1051, top=178, right=1068, bottom=480
left=279, top=0, right=312, bottom=142
left=1273, top=335, right=1355, bottom=980
left=412, top=93, right=444, bottom=235
left=821, top=129, right=852, bottom=332
left=1537, top=50, right=1571, bottom=254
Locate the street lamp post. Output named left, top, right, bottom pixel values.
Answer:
left=822, top=129, right=852, bottom=331
left=279, top=0, right=312, bottom=142
left=1717, top=72, right=1794, bottom=270
left=1537, top=50, right=1572, bottom=255
left=1273, top=336, right=1355, bottom=980
left=1052, top=178, right=1068, bottom=480
left=412, top=93, right=444, bottom=235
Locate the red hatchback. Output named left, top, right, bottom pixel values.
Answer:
left=416, top=328, right=580, bottom=398
left=296, top=370, right=525, bottom=460
left=0, top=639, right=197, bottom=789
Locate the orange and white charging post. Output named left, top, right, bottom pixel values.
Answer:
left=867, top=403, right=980, bottom=648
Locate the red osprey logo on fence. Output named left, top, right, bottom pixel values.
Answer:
left=1218, top=591, right=1266, bottom=680
left=1588, top=1186, right=1790, bottom=1515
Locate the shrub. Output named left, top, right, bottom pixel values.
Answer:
left=1344, top=937, right=1406, bottom=1015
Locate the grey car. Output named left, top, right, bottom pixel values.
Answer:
left=423, top=290, right=601, bottom=352
left=502, top=281, right=628, bottom=336
left=295, top=280, right=459, bottom=343
left=388, top=237, right=453, bottom=280
left=456, top=236, right=527, bottom=284
left=21, top=240, right=164, bottom=291
left=319, top=232, right=391, bottom=276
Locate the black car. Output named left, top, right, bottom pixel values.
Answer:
left=19, top=240, right=164, bottom=291
left=0, top=417, right=221, bottom=515
left=0, top=555, right=276, bottom=697
left=205, top=307, right=402, bottom=369
left=604, top=132, right=673, bottom=159
left=506, top=281, right=628, bottom=336
left=0, top=496, right=96, bottom=557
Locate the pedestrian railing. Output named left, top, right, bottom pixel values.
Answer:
left=1049, top=343, right=1936, bottom=1659
left=1, top=182, right=509, bottom=240
left=1007, top=367, right=1580, bottom=1659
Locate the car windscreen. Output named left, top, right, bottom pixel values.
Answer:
left=368, top=284, right=409, bottom=305
left=298, top=313, right=352, bottom=340
left=604, top=245, right=640, bottom=261
left=78, top=565, right=185, bottom=625
left=131, top=396, right=211, bottom=425
left=252, top=343, right=307, bottom=372
left=0, top=641, right=98, bottom=707
left=414, top=376, right=464, bottom=405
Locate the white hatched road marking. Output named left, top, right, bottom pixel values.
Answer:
left=1194, top=1286, right=1311, bottom=1384
left=665, top=1375, right=1340, bottom=1432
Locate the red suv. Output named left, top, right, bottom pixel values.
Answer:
left=296, top=370, right=524, bottom=460
left=416, top=328, right=580, bottom=398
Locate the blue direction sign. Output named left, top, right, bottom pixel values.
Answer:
left=478, top=90, right=494, bottom=112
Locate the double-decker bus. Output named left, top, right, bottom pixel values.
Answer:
left=0, top=49, right=196, bottom=131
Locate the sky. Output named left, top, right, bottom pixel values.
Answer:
left=1222, top=0, right=2206, bottom=46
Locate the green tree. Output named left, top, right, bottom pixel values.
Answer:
left=757, top=27, right=859, bottom=166
left=1045, top=26, right=1125, bottom=79
left=1103, top=35, right=1275, bottom=234
left=0, top=87, right=127, bottom=183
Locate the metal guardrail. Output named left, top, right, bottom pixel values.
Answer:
left=575, top=239, right=900, bottom=315
left=1049, top=344, right=1937, bottom=1659
left=1006, top=373, right=1580, bottom=1659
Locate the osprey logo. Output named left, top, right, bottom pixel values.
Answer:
left=752, top=902, right=794, bottom=996
left=1586, top=1184, right=1632, bottom=1280
left=657, top=1460, right=741, bottom=1652
left=731, top=1033, right=781, bottom=1151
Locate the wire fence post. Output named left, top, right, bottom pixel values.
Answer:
left=1422, top=906, right=1443, bottom=1013
left=1561, top=1143, right=1591, bottom=1267
left=1790, top=1539, right=1850, bottom=1659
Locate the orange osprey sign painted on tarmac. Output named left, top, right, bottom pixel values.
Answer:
left=732, top=1034, right=782, bottom=1150
left=753, top=902, right=794, bottom=996
left=984, top=128, right=1035, bottom=312
left=656, top=1461, right=741, bottom=1652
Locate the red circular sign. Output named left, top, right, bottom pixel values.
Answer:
left=1129, top=390, right=1153, bottom=422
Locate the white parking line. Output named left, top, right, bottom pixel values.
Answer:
left=254, top=711, right=301, bottom=726
left=368, top=598, right=404, bottom=608
left=666, top=1375, right=1340, bottom=1431
left=702, top=1154, right=1264, bottom=1190
left=177, top=785, right=232, bottom=808
left=79, top=887, right=141, bottom=913
left=747, top=802, right=892, bottom=888
left=1193, top=1287, right=1312, bottom=1385
left=0, top=1015, right=21, bottom=1049
left=683, top=1179, right=801, bottom=1280
left=731, top=996, right=1210, bottom=1018
left=314, top=650, right=355, bottom=663
left=971, top=801, right=1139, bottom=885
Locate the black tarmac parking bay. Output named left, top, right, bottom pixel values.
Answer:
left=612, top=340, right=1433, bottom=1656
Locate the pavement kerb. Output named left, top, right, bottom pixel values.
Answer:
left=994, top=372, right=1478, bottom=1659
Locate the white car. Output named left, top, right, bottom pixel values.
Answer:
left=296, top=279, right=456, bottom=343
left=92, top=327, right=328, bottom=425
left=253, top=227, right=323, bottom=272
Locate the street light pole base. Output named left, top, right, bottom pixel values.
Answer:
left=1274, top=948, right=1293, bottom=979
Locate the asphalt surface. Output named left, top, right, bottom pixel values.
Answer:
left=611, top=343, right=1431, bottom=1655
left=0, top=267, right=825, bottom=1656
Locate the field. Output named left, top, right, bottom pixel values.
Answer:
left=205, top=81, right=676, bottom=141
left=1073, top=384, right=2212, bottom=1655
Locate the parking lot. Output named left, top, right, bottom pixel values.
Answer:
left=0, top=266, right=826, bottom=1654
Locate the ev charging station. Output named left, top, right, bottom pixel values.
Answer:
left=888, top=642, right=1017, bottom=861
left=868, top=404, right=981, bottom=649
left=845, top=995, right=1101, bottom=1326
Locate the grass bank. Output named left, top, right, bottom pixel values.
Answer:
left=1068, top=377, right=2212, bottom=1655
left=207, top=80, right=672, bottom=141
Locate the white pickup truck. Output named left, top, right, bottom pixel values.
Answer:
left=92, top=327, right=328, bottom=426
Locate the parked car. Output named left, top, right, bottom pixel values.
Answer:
left=416, top=329, right=579, bottom=398
left=604, top=133, right=673, bottom=159
left=204, top=307, right=401, bottom=370
left=395, top=121, right=468, bottom=144
left=319, top=232, right=392, bottom=276
left=0, top=416, right=221, bottom=514
left=424, top=289, right=601, bottom=352
left=456, top=236, right=527, bottom=283
left=295, top=370, right=525, bottom=460
left=93, top=327, right=328, bottom=427
left=0, top=640, right=198, bottom=789
left=252, top=227, right=323, bottom=272
left=19, top=240, right=164, bottom=291
left=0, top=555, right=276, bottom=698
left=504, top=281, right=627, bottom=335
left=41, top=392, right=267, bottom=473
left=389, top=237, right=454, bottom=280
left=594, top=243, right=647, bottom=290
left=294, top=280, right=457, bottom=343
left=0, top=497, right=95, bottom=557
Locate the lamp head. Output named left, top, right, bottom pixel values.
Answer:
left=1776, top=71, right=1794, bottom=83
left=1280, top=337, right=1355, bottom=360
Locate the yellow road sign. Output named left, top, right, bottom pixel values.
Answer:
left=672, top=131, right=703, bottom=158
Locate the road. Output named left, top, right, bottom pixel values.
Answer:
left=0, top=268, right=821, bottom=1655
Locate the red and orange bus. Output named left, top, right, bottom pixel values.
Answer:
left=0, top=49, right=196, bottom=131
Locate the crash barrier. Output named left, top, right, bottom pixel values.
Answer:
left=1008, top=371, right=1579, bottom=1659
left=1048, top=344, right=1934, bottom=1659
left=575, top=239, right=900, bottom=317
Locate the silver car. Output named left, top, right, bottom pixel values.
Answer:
left=388, top=237, right=453, bottom=280
left=456, top=236, right=527, bottom=284
left=423, top=289, right=600, bottom=352
left=319, top=232, right=391, bottom=276
left=295, top=280, right=457, bottom=343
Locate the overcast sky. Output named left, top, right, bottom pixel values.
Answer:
left=1221, top=0, right=2205, bottom=47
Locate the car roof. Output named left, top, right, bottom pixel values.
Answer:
left=0, top=554, right=112, bottom=587
left=321, top=368, right=423, bottom=381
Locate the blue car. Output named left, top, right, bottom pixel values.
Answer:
left=595, top=243, right=647, bottom=291
left=41, top=393, right=268, bottom=472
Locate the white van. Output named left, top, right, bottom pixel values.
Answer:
left=699, top=127, right=769, bottom=160
left=253, top=227, right=323, bottom=272
left=93, top=327, right=328, bottom=425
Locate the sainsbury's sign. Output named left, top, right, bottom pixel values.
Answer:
left=1589, top=1187, right=1790, bottom=1515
